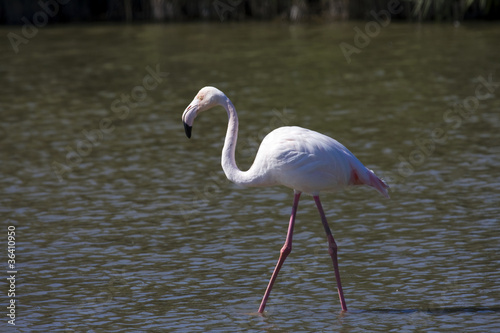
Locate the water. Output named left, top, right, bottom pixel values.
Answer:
left=1, top=21, right=500, bottom=332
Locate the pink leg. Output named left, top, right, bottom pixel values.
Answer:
left=313, top=196, right=348, bottom=312
left=258, top=191, right=301, bottom=313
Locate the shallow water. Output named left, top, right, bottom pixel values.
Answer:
left=1, top=21, right=500, bottom=332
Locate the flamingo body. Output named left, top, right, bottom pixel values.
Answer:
left=246, top=125, right=389, bottom=196
left=181, top=86, right=389, bottom=313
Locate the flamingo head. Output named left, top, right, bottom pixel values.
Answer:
left=182, top=86, right=225, bottom=138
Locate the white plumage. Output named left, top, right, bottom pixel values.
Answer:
left=247, top=125, right=389, bottom=196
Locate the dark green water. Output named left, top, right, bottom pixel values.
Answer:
left=1, top=21, right=499, bottom=332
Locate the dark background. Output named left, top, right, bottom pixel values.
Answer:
left=1, top=0, right=500, bottom=25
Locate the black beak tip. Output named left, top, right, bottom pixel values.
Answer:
left=183, top=122, right=192, bottom=138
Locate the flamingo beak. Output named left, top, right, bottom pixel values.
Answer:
left=183, top=122, right=192, bottom=138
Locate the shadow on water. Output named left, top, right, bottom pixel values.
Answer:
left=356, top=306, right=500, bottom=315
left=255, top=306, right=500, bottom=319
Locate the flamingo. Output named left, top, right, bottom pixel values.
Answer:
left=181, top=86, right=389, bottom=313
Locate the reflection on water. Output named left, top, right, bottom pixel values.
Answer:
left=0, top=22, right=499, bottom=332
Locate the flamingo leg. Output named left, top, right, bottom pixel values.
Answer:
left=313, top=196, right=348, bottom=312
left=258, top=191, right=301, bottom=313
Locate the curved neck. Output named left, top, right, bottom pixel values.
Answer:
left=220, top=95, right=274, bottom=188
left=219, top=97, right=271, bottom=187
left=220, top=97, right=247, bottom=184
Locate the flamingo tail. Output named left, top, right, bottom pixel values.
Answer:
left=366, top=169, right=390, bottom=198
left=350, top=167, right=390, bottom=199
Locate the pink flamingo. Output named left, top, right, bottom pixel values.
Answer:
left=182, top=86, right=389, bottom=313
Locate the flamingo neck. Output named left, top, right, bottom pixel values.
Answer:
left=221, top=97, right=262, bottom=186
left=220, top=97, right=246, bottom=185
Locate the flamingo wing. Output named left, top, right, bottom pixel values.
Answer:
left=250, top=126, right=389, bottom=197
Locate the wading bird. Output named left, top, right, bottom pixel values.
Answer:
left=182, top=86, right=389, bottom=313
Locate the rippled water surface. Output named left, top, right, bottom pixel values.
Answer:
left=1, top=22, right=500, bottom=332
